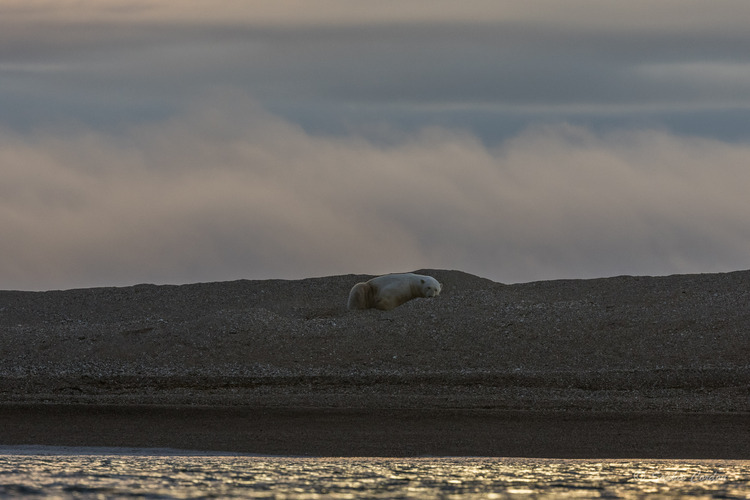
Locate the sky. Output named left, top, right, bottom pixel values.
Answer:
left=2, top=0, right=750, bottom=290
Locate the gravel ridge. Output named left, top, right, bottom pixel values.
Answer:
left=1, top=269, right=748, bottom=412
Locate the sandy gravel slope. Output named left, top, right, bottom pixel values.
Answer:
left=1, top=269, right=748, bottom=411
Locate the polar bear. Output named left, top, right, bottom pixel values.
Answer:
left=347, top=273, right=442, bottom=311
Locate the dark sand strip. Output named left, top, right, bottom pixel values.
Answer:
left=0, top=405, right=747, bottom=459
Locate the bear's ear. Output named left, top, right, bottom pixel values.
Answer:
left=420, top=279, right=425, bottom=284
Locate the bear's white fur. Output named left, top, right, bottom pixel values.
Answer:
left=347, top=273, right=442, bottom=311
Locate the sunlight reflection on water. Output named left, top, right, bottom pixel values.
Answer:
left=0, top=452, right=747, bottom=498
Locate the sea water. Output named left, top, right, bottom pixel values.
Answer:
left=0, top=447, right=747, bottom=499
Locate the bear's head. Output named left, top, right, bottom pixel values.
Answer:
left=420, top=277, right=442, bottom=297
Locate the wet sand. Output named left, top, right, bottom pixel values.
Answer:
left=1, top=269, right=748, bottom=457
left=1, top=405, right=748, bottom=459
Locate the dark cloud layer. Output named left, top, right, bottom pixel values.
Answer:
left=3, top=1, right=750, bottom=132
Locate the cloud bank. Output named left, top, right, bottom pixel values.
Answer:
left=2, top=95, right=749, bottom=290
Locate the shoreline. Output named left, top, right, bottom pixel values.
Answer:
left=1, top=404, right=748, bottom=459
left=0, top=444, right=260, bottom=457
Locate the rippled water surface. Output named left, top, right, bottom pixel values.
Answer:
left=0, top=448, right=748, bottom=498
